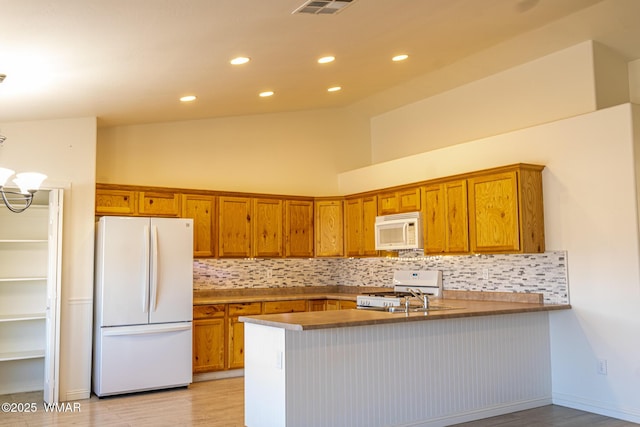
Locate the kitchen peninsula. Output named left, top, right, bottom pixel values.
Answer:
left=241, top=297, right=570, bottom=427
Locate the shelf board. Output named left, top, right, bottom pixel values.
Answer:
left=0, top=313, right=46, bottom=322
left=0, top=239, right=48, bottom=243
left=0, top=277, right=47, bottom=282
left=0, top=350, right=45, bottom=362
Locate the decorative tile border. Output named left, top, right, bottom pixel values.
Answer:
left=193, top=250, right=569, bottom=304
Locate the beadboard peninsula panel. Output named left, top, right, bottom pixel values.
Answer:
left=244, top=311, right=551, bottom=427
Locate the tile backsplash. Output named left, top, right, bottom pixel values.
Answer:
left=194, top=250, right=569, bottom=304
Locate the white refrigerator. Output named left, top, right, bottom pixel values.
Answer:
left=93, top=216, right=193, bottom=397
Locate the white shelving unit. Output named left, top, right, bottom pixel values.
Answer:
left=0, top=192, right=56, bottom=396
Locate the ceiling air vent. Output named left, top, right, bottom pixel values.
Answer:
left=292, top=0, right=355, bottom=15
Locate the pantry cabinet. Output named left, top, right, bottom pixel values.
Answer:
left=423, top=180, right=469, bottom=254
left=284, top=200, right=314, bottom=257
left=0, top=190, right=62, bottom=402
left=467, top=165, right=544, bottom=253
left=314, top=199, right=344, bottom=257
left=345, top=196, right=378, bottom=257
left=182, top=194, right=215, bottom=258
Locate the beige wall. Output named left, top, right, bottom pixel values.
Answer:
left=97, top=107, right=371, bottom=196
left=339, top=104, right=640, bottom=422
left=0, top=117, right=96, bottom=401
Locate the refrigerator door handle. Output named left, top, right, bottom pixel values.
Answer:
left=102, top=323, right=192, bottom=337
left=150, top=225, right=159, bottom=312
left=143, top=225, right=150, bottom=314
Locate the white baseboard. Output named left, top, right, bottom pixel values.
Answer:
left=553, top=392, right=640, bottom=424
left=193, top=369, right=244, bottom=383
left=410, top=398, right=552, bottom=427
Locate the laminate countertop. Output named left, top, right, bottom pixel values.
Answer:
left=239, top=298, right=571, bottom=331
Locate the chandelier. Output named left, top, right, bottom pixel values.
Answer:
left=0, top=134, right=48, bottom=213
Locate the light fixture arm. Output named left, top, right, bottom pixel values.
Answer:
left=0, top=186, right=35, bottom=213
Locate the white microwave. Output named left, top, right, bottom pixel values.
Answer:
left=374, top=211, right=423, bottom=250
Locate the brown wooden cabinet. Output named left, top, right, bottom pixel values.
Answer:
left=95, top=189, right=137, bottom=215
left=307, top=299, right=326, bottom=311
left=218, top=196, right=252, bottom=257
left=467, top=165, right=544, bottom=253
left=315, top=199, right=344, bottom=257
left=138, top=191, right=181, bottom=217
left=377, top=187, right=421, bottom=215
left=345, top=196, right=378, bottom=257
left=182, top=194, right=215, bottom=258
left=423, top=180, right=469, bottom=254
left=192, top=304, right=226, bottom=373
left=326, top=299, right=357, bottom=310
left=253, top=198, right=283, bottom=257
left=284, top=200, right=314, bottom=257
left=227, top=302, right=261, bottom=369
left=262, top=300, right=307, bottom=314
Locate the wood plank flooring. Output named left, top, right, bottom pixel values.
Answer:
left=1, top=378, right=637, bottom=426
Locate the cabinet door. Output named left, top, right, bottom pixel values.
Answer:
left=218, top=197, right=252, bottom=257
left=284, top=200, right=314, bottom=257
left=468, top=171, right=520, bottom=253
left=95, top=189, right=137, bottom=215
left=424, top=184, right=446, bottom=254
left=138, top=191, right=181, bottom=217
left=397, top=188, right=421, bottom=212
left=339, top=300, right=357, bottom=310
left=377, top=192, right=398, bottom=215
left=314, top=200, right=344, bottom=257
left=253, top=199, right=283, bottom=257
left=345, top=198, right=363, bottom=257
left=193, top=318, right=225, bottom=373
left=182, top=195, right=215, bottom=258
left=227, top=303, right=261, bottom=369
left=444, top=180, right=469, bottom=253
left=361, top=196, right=378, bottom=256
left=307, top=300, right=326, bottom=311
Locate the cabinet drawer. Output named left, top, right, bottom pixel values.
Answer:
left=228, top=302, right=262, bottom=317
left=262, top=300, right=307, bottom=314
left=138, top=191, right=181, bottom=216
left=193, top=304, right=226, bottom=319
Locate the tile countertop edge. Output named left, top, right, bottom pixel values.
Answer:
left=239, top=301, right=572, bottom=331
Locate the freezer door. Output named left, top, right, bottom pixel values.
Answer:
left=95, top=217, right=151, bottom=327
left=93, top=323, right=192, bottom=396
left=148, top=218, right=193, bottom=324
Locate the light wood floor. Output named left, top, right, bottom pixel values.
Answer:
left=1, top=378, right=637, bottom=427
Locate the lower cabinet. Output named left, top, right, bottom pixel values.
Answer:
left=193, top=304, right=226, bottom=373
left=193, top=297, right=357, bottom=373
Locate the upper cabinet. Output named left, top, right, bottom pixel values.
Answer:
left=284, top=200, right=314, bottom=257
left=95, top=163, right=545, bottom=258
left=315, top=199, right=344, bottom=257
left=218, top=196, right=253, bottom=258
left=95, top=188, right=137, bottom=215
left=423, top=180, right=469, bottom=254
left=467, top=165, right=544, bottom=254
left=182, top=194, right=216, bottom=258
left=345, top=196, right=378, bottom=257
left=378, top=187, right=421, bottom=215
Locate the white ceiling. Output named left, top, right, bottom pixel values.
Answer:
left=1, top=0, right=639, bottom=128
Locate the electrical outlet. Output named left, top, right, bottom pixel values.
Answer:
left=597, top=358, right=608, bottom=375
left=482, top=268, right=489, bottom=280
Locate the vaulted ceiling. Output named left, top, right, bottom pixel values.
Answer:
left=1, top=0, right=639, bottom=127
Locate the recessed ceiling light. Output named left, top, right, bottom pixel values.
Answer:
left=259, top=91, right=274, bottom=97
left=327, top=86, right=341, bottom=92
left=180, top=95, right=197, bottom=102
left=318, top=56, right=335, bottom=64
left=230, top=57, right=250, bottom=65
left=392, top=54, right=409, bottom=62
